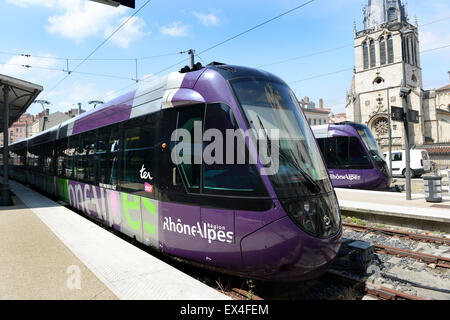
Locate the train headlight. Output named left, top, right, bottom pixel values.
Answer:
left=280, top=193, right=340, bottom=238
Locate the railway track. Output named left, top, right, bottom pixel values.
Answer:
left=374, top=244, right=450, bottom=268
left=343, top=222, right=450, bottom=268
left=342, top=221, right=450, bottom=300
left=343, top=222, right=450, bottom=245
left=326, top=269, right=429, bottom=300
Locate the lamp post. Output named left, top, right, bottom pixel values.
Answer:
left=388, top=21, right=414, bottom=200
left=32, top=99, right=51, bottom=132
left=386, top=86, right=394, bottom=177
left=188, top=49, right=195, bottom=69
left=88, top=100, right=104, bottom=109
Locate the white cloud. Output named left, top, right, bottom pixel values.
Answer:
left=104, top=16, right=149, bottom=48
left=0, top=54, right=62, bottom=83
left=192, top=11, right=221, bottom=27
left=420, top=30, right=450, bottom=53
left=160, top=22, right=190, bottom=37
left=45, top=1, right=127, bottom=43
left=6, top=0, right=60, bottom=8
left=52, top=82, right=105, bottom=112
left=7, top=0, right=147, bottom=47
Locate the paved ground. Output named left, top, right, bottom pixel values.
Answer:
left=1, top=181, right=230, bottom=300
left=392, top=172, right=449, bottom=195
left=0, top=196, right=118, bottom=300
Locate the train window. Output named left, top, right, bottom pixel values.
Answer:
left=27, top=144, right=41, bottom=172
left=202, top=103, right=268, bottom=196
left=347, top=137, right=372, bottom=168
left=42, top=142, right=54, bottom=174
left=8, top=150, right=17, bottom=166
left=319, top=137, right=372, bottom=169
left=56, top=138, right=68, bottom=177
left=77, top=132, right=96, bottom=183
left=67, top=135, right=79, bottom=179
left=175, top=104, right=205, bottom=193
left=335, top=137, right=348, bottom=167
left=155, top=108, right=185, bottom=194
left=10, top=146, right=26, bottom=168
left=96, top=123, right=120, bottom=186
left=75, top=135, right=84, bottom=181
left=120, top=114, right=159, bottom=193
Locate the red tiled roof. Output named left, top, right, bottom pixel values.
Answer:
left=436, top=84, right=450, bottom=91
left=423, top=146, right=450, bottom=154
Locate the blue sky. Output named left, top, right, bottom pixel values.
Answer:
left=1, top=0, right=449, bottom=115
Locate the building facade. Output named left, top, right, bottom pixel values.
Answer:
left=299, top=97, right=331, bottom=126
left=0, top=113, right=34, bottom=147
left=346, top=0, right=450, bottom=169
left=329, top=113, right=347, bottom=124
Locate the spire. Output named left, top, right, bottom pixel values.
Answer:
left=363, top=0, right=407, bottom=30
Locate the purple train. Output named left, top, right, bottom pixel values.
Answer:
left=4, top=63, right=342, bottom=281
left=312, top=122, right=391, bottom=190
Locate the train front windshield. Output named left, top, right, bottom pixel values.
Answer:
left=231, top=78, right=331, bottom=198
left=355, top=125, right=384, bottom=162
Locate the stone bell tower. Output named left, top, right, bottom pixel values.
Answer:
left=346, top=0, right=425, bottom=150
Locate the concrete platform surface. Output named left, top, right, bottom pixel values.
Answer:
left=0, top=196, right=118, bottom=300
left=335, top=188, right=450, bottom=224
left=1, top=181, right=230, bottom=300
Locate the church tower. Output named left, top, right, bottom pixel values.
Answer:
left=346, top=0, right=425, bottom=150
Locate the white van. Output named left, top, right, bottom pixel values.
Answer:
left=383, top=149, right=431, bottom=178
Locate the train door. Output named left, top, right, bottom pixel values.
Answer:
left=158, top=104, right=204, bottom=257
left=198, top=103, right=239, bottom=267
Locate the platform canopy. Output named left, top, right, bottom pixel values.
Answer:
left=90, top=0, right=135, bottom=8
left=0, top=74, right=43, bottom=133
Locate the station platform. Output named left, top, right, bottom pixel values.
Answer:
left=0, top=180, right=230, bottom=300
left=335, top=188, right=450, bottom=232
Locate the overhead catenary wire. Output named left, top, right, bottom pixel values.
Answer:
left=3, top=40, right=448, bottom=100
left=41, top=0, right=153, bottom=100
left=0, top=50, right=181, bottom=62
left=3, top=8, right=447, bottom=95
left=141, top=0, right=317, bottom=85
left=257, top=15, right=450, bottom=70
left=101, top=1, right=318, bottom=100
left=10, top=7, right=448, bottom=106
left=2, top=15, right=448, bottom=65
left=198, top=0, right=316, bottom=56
left=287, top=42, right=450, bottom=84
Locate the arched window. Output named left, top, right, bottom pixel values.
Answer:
left=402, top=37, right=408, bottom=63
left=363, top=41, right=369, bottom=69
left=387, top=35, right=394, bottom=63
left=407, top=37, right=412, bottom=64
left=412, top=38, right=419, bottom=67
left=370, top=40, right=376, bottom=67
left=387, top=8, right=397, bottom=21
left=380, top=37, right=386, bottom=65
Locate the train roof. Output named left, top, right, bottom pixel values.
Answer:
left=8, top=63, right=287, bottom=147
left=312, top=121, right=371, bottom=139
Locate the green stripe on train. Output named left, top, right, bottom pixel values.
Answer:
left=58, top=178, right=69, bottom=203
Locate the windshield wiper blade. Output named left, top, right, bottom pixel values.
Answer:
left=276, top=145, right=322, bottom=193
left=256, top=115, right=271, bottom=155
left=255, top=115, right=321, bottom=193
